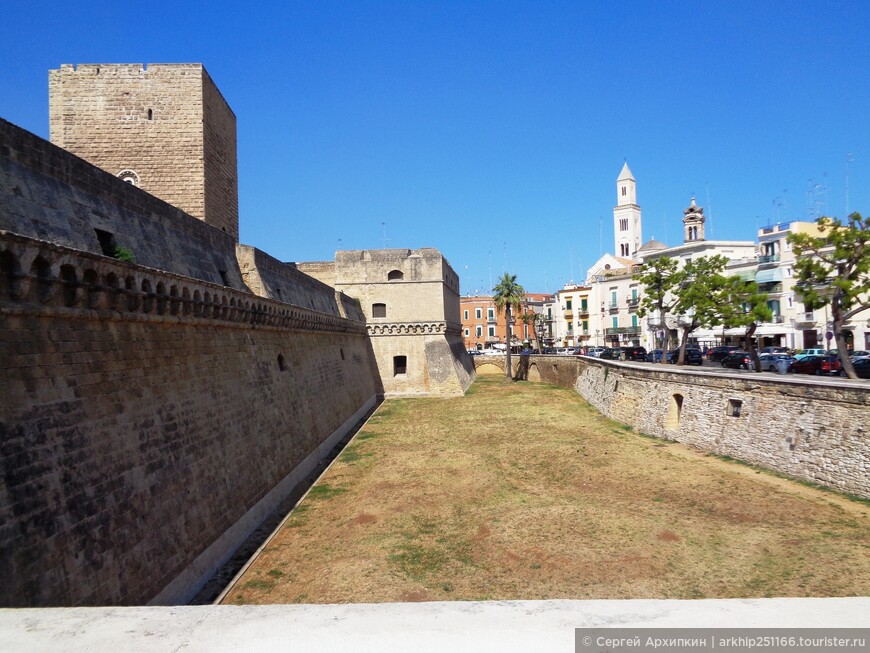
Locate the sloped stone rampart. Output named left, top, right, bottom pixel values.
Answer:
left=475, top=355, right=870, bottom=498
left=0, top=233, right=379, bottom=606
left=0, top=117, right=242, bottom=289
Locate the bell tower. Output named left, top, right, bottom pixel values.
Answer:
left=682, top=197, right=706, bottom=242
left=613, top=162, right=642, bottom=259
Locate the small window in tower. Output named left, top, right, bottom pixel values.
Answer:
left=393, top=355, right=407, bottom=376
left=622, top=186, right=626, bottom=196
left=387, top=269, right=404, bottom=281
left=372, top=303, right=387, bottom=318
left=147, top=109, right=153, bottom=120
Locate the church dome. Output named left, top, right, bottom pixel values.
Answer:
left=638, top=239, right=667, bottom=252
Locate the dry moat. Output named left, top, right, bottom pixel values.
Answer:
left=223, top=377, right=870, bottom=604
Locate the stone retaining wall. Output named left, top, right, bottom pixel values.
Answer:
left=475, top=355, right=870, bottom=498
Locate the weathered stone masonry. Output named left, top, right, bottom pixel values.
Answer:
left=475, top=355, right=870, bottom=498
left=0, top=114, right=380, bottom=607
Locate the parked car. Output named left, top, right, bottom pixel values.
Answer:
left=721, top=351, right=752, bottom=369
left=851, top=358, right=870, bottom=379
left=708, top=346, right=740, bottom=361
left=645, top=349, right=665, bottom=362
left=760, top=346, right=790, bottom=355
left=666, top=348, right=703, bottom=365
left=584, top=346, right=608, bottom=357
left=757, top=352, right=794, bottom=372
left=849, top=350, right=870, bottom=360
left=794, top=348, right=827, bottom=360
left=481, top=348, right=504, bottom=356
left=622, top=346, right=647, bottom=361
left=791, top=355, right=843, bottom=376
left=598, top=347, right=622, bottom=360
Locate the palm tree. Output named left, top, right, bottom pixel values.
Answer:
left=492, top=272, right=526, bottom=381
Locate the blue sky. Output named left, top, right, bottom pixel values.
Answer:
left=2, top=1, right=868, bottom=295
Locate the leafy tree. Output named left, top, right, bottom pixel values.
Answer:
left=633, top=256, right=683, bottom=362
left=671, top=256, right=731, bottom=365
left=788, top=212, right=870, bottom=379
left=492, top=273, right=525, bottom=381
left=717, top=277, right=773, bottom=371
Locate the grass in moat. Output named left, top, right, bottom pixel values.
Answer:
left=222, top=376, right=870, bottom=604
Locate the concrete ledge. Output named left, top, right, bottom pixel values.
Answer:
left=1, top=598, right=868, bottom=652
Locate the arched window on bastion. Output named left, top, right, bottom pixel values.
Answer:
left=387, top=269, right=404, bottom=281
left=372, top=303, right=387, bottom=318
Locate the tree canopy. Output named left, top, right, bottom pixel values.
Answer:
left=633, top=256, right=682, bottom=359
left=788, top=212, right=870, bottom=378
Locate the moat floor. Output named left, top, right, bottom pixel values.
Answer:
left=223, top=376, right=870, bottom=605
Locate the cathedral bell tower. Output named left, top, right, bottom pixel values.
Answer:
left=682, top=197, right=705, bottom=242
left=613, top=162, right=643, bottom=260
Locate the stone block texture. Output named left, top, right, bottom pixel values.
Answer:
left=49, top=64, right=238, bottom=239
left=1, top=118, right=243, bottom=289
left=0, top=232, right=379, bottom=607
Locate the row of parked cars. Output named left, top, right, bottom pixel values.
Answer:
left=716, top=347, right=870, bottom=378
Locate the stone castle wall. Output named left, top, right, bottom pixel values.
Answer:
left=0, top=117, right=382, bottom=606
left=236, top=246, right=365, bottom=321
left=475, top=355, right=870, bottom=498
left=0, top=118, right=242, bottom=289
left=49, top=64, right=238, bottom=239
left=0, top=231, right=379, bottom=606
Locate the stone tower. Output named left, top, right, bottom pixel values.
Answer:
left=299, top=248, right=475, bottom=396
left=613, top=162, right=642, bottom=260
left=49, top=63, right=239, bottom=239
left=682, top=197, right=705, bottom=242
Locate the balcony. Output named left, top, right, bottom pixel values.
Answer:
left=563, top=309, right=573, bottom=320
left=577, top=308, right=590, bottom=318
left=627, top=298, right=640, bottom=311
left=606, top=326, right=641, bottom=336
left=792, top=312, right=816, bottom=328
left=486, top=315, right=497, bottom=324
left=758, top=283, right=783, bottom=294
left=758, top=253, right=780, bottom=264
left=608, top=302, right=620, bottom=313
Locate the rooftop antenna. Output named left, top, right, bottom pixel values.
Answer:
left=663, top=210, right=668, bottom=245
left=599, top=216, right=603, bottom=255
left=569, top=247, right=574, bottom=284
left=706, top=182, right=713, bottom=238
left=381, top=221, right=388, bottom=249
left=846, top=153, right=854, bottom=215
left=822, top=173, right=828, bottom=216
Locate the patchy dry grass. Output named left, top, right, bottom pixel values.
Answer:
left=222, top=377, right=870, bottom=605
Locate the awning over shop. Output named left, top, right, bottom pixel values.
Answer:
left=755, top=268, right=783, bottom=284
